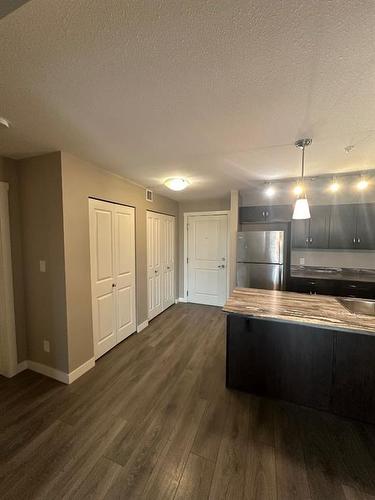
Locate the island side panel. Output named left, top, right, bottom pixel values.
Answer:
left=226, top=314, right=334, bottom=410
left=331, top=332, right=375, bottom=424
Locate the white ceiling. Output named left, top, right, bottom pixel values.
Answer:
left=1, top=0, right=375, bottom=200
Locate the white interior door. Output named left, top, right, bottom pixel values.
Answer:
left=162, top=215, right=175, bottom=310
left=114, top=205, right=136, bottom=343
left=187, top=214, right=228, bottom=306
left=147, top=211, right=163, bottom=320
left=89, top=199, right=136, bottom=359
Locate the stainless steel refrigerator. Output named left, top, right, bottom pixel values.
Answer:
left=236, top=230, right=285, bottom=290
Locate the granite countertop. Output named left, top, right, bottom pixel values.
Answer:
left=291, top=266, right=375, bottom=283
left=223, top=288, right=375, bottom=335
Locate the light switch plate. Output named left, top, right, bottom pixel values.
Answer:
left=299, top=257, right=305, bottom=265
left=43, top=340, right=50, bottom=353
left=39, top=260, right=46, bottom=273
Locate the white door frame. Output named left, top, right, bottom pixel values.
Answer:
left=0, top=182, right=18, bottom=377
left=183, top=211, right=230, bottom=303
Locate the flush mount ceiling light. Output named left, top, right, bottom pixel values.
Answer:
left=292, top=138, right=312, bottom=220
left=357, top=176, right=369, bottom=191
left=0, top=117, right=11, bottom=129
left=164, top=177, right=190, bottom=191
left=264, top=184, right=275, bottom=197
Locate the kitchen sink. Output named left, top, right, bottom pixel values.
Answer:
left=337, top=297, right=375, bottom=316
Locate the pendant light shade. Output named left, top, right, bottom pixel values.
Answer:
left=292, top=138, right=312, bottom=220
left=293, top=197, right=311, bottom=219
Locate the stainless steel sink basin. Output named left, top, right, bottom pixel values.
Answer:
left=337, top=297, right=375, bottom=316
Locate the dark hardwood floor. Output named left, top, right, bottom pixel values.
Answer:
left=1, top=303, right=375, bottom=499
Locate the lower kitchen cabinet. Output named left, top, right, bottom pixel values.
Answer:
left=287, top=277, right=375, bottom=299
left=226, top=314, right=375, bottom=424
left=331, top=332, right=375, bottom=422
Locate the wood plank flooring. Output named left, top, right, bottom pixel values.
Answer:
left=1, top=303, right=375, bottom=499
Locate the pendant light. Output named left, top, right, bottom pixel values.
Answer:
left=293, top=138, right=312, bottom=220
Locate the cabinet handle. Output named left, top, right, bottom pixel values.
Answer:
left=262, top=211, right=265, bottom=217
left=155, top=269, right=159, bottom=274
left=305, top=238, right=309, bottom=244
left=353, top=237, right=356, bottom=243
left=112, top=283, right=116, bottom=288
left=357, top=237, right=361, bottom=244
left=309, top=237, right=313, bottom=243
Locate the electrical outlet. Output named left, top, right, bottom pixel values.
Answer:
left=39, top=260, right=46, bottom=273
left=43, top=340, right=50, bottom=353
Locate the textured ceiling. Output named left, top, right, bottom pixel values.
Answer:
left=1, top=0, right=375, bottom=200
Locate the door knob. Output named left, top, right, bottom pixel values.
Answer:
left=112, top=283, right=116, bottom=288
left=155, top=270, right=158, bottom=274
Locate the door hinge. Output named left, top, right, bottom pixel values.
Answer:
left=187, top=257, right=189, bottom=264
left=187, top=290, right=189, bottom=297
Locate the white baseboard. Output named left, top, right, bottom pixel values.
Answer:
left=137, top=320, right=149, bottom=333
left=68, top=357, right=95, bottom=383
left=27, top=360, right=69, bottom=384
left=12, top=357, right=95, bottom=385
left=177, top=297, right=187, bottom=303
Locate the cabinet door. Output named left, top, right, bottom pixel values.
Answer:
left=266, top=205, right=293, bottom=222
left=355, top=204, right=375, bottom=250
left=291, top=219, right=309, bottom=248
left=329, top=205, right=356, bottom=249
left=308, top=206, right=331, bottom=248
left=331, top=332, right=375, bottom=424
left=239, top=206, right=266, bottom=222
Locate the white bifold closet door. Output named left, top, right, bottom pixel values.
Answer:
left=89, top=199, right=136, bottom=359
left=147, top=211, right=175, bottom=320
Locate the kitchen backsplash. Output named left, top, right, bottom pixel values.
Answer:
left=291, top=250, right=375, bottom=269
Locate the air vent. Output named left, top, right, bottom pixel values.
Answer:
left=146, top=189, right=153, bottom=202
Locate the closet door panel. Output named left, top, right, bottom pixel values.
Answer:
left=114, top=205, right=136, bottom=342
left=89, top=200, right=117, bottom=359
left=147, top=212, right=163, bottom=320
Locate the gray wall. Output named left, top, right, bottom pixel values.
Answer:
left=178, top=198, right=230, bottom=297
left=0, top=156, right=27, bottom=362
left=17, top=153, right=69, bottom=372
left=61, top=153, right=179, bottom=371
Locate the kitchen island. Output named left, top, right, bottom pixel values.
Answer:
left=224, top=288, right=375, bottom=424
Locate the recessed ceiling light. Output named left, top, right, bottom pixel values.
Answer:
left=264, top=185, right=275, bottom=197
left=164, top=178, right=190, bottom=191
left=357, top=177, right=369, bottom=191
left=0, top=117, right=11, bottom=129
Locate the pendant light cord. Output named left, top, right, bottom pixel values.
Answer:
left=301, top=144, right=305, bottom=180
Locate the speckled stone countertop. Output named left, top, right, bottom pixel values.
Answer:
left=223, top=288, right=375, bottom=335
left=291, top=266, right=375, bottom=283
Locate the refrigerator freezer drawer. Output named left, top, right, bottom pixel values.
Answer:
left=236, top=263, right=284, bottom=290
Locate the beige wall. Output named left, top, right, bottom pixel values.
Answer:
left=17, top=153, right=69, bottom=372
left=61, top=153, right=178, bottom=371
left=0, top=156, right=27, bottom=362
left=178, top=198, right=230, bottom=297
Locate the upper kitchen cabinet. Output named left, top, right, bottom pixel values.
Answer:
left=239, top=205, right=292, bottom=223
left=355, top=204, right=375, bottom=250
left=292, top=205, right=330, bottom=249
left=308, top=205, right=331, bottom=248
left=329, top=204, right=357, bottom=249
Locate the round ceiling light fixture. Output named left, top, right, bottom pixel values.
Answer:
left=164, top=177, right=190, bottom=191
left=0, top=117, right=11, bottom=129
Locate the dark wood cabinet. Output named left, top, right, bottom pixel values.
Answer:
left=227, top=314, right=375, bottom=424
left=309, top=205, right=331, bottom=248
left=287, top=277, right=375, bottom=299
left=329, top=204, right=357, bottom=249
left=292, top=206, right=331, bottom=249
left=355, top=204, right=375, bottom=250
left=241, top=202, right=375, bottom=250
left=226, top=315, right=333, bottom=410
left=331, top=332, right=375, bottom=423
left=239, top=205, right=292, bottom=223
